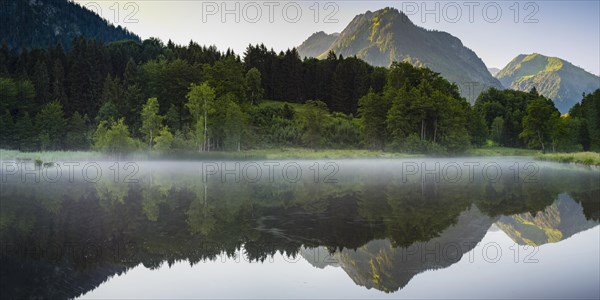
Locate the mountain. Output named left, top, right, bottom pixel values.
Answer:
left=488, top=67, right=501, bottom=76
left=496, top=194, right=598, bottom=246
left=0, top=0, right=140, bottom=50
left=297, top=31, right=339, bottom=59
left=496, top=53, right=600, bottom=113
left=297, top=7, right=504, bottom=101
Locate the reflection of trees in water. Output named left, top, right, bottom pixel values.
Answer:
left=0, top=164, right=598, bottom=298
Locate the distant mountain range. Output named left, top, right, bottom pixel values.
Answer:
left=488, top=67, right=501, bottom=76
left=0, top=0, right=140, bottom=50
left=496, top=53, right=600, bottom=113
left=297, top=7, right=503, bottom=101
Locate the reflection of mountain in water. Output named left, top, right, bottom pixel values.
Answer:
left=496, top=193, right=599, bottom=246
left=304, top=194, right=599, bottom=293
left=336, top=206, right=495, bottom=293
left=300, top=247, right=340, bottom=269
left=1, top=160, right=598, bottom=298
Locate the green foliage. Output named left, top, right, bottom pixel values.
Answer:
left=570, top=90, right=600, bottom=151
left=468, top=108, right=488, bottom=147
left=490, top=117, right=504, bottom=144
left=65, top=112, right=88, bottom=150
left=96, top=101, right=119, bottom=124
left=141, top=97, right=164, bottom=150
left=154, top=126, right=174, bottom=152
left=520, top=97, right=560, bottom=152
left=33, top=61, right=50, bottom=105
left=93, top=119, right=137, bottom=154
left=203, top=56, right=246, bottom=100
left=245, top=67, right=263, bottom=105
left=35, top=101, right=66, bottom=150
left=223, top=101, right=248, bottom=151
left=203, top=93, right=250, bottom=151
left=474, top=88, right=539, bottom=147
left=0, top=77, right=18, bottom=112
left=248, top=103, right=300, bottom=147
left=535, top=152, right=600, bottom=166
left=15, top=112, right=37, bottom=151
left=142, top=58, right=202, bottom=128
left=300, top=100, right=328, bottom=149
left=0, top=77, right=35, bottom=114
left=186, top=83, right=216, bottom=151
left=0, top=110, right=14, bottom=148
left=382, top=63, right=471, bottom=153
left=2, top=32, right=593, bottom=155
left=171, top=130, right=196, bottom=151
left=358, top=90, right=389, bottom=150
left=325, top=113, right=361, bottom=148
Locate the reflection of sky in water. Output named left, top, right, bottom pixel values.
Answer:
left=2, top=158, right=598, bottom=299
left=80, top=226, right=599, bottom=299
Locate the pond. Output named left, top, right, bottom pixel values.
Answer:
left=1, top=158, right=598, bottom=299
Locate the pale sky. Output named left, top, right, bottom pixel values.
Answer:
left=74, top=0, right=600, bottom=75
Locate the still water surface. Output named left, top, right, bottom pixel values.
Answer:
left=1, top=158, right=598, bottom=299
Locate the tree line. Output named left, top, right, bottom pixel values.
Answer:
left=0, top=37, right=598, bottom=154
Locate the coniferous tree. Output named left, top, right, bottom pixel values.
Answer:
left=51, top=60, right=66, bottom=104
left=35, top=101, right=66, bottom=150
left=0, top=110, right=14, bottom=148
left=15, top=112, right=36, bottom=151
left=65, top=111, right=88, bottom=150
left=33, top=60, right=50, bottom=106
left=358, top=90, right=389, bottom=150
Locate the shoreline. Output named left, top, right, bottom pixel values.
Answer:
left=2, top=148, right=599, bottom=166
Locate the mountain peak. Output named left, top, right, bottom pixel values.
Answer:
left=298, top=7, right=502, bottom=101
left=497, top=53, right=599, bottom=112
left=355, top=7, right=414, bottom=29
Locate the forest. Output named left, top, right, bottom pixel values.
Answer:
left=0, top=37, right=599, bottom=154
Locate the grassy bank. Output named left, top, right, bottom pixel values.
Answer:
left=465, top=147, right=539, bottom=156
left=0, top=148, right=420, bottom=161
left=2, top=148, right=598, bottom=165
left=0, top=149, right=108, bottom=161
left=534, top=152, right=600, bottom=166
left=221, top=148, right=421, bottom=159
left=146, top=148, right=422, bottom=160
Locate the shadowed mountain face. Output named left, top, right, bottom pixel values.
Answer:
left=0, top=0, right=140, bottom=50
left=297, top=7, right=503, bottom=101
left=496, top=53, right=600, bottom=113
left=297, top=31, right=339, bottom=59
left=0, top=159, right=598, bottom=298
